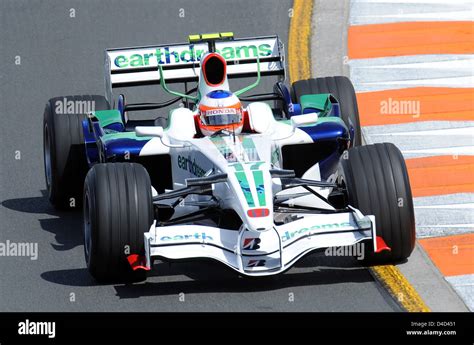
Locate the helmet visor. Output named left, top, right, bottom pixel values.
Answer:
left=202, top=108, right=242, bottom=126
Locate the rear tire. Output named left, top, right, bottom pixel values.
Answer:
left=293, top=76, right=361, bottom=146
left=83, top=163, right=153, bottom=283
left=338, top=143, right=416, bottom=262
left=43, top=95, right=110, bottom=209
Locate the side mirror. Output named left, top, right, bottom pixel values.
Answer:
left=135, top=126, right=164, bottom=138
left=291, top=112, right=318, bottom=128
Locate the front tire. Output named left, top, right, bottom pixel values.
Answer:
left=43, top=95, right=110, bottom=209
left=83, top=163, right=153, bottom=282
left=338, top=143, right=416, bottom=262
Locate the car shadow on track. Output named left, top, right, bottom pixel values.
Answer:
left=1, top=192, right=83, bottom=251
left=40, top=255, right=373, bottom=298
left=114, top=259, right=374, bottom=299
left=4, top=193, right=374, bottom=297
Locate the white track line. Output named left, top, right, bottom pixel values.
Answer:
left=349, top=55, right=474, bottom=92
left=364, top=121, right=474, bottom=135
left=446, top=275, right=474, bottom=311
left=416, top=224, right=474, bottom=228
left=363, top=126, right=474, bottom=157
left=401, top=146, right=474, bottom=156
left=388, top=127, right=474, bottom=136
left=350, top=0, right=474, bottom=25
left=415, top=203, right=474, bottom=209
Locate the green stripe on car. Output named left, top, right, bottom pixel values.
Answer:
left=93, top=110, right=124, bottom=128
left=235, top=171, right=255, bottom=207
left=250, top=161, right=264, bottom=170
left=230, top=162, right=244, bottom=171
left=252, top=170, right=266, bottom=206
left=102, top=131, right=152, bottom=142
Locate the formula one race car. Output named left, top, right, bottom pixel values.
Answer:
left=43, top=33, right=415, bottom=282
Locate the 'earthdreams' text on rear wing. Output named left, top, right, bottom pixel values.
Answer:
left=104, top=36, right=285, bottom=100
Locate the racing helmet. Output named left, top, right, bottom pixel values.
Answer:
left=198, top=90, right=244, bottom=136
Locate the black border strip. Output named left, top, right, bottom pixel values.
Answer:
left=1, top=312, right=472, bottom=345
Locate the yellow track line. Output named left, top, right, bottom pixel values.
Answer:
left=288, top=0, right=313, bottom=83
left=288, top=0, right=430, bottom=312
left=371, top=265, right=430, bottom=312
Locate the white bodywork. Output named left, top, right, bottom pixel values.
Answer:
left=138, top=104, right=378, bottom=276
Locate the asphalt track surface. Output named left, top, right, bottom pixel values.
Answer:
left=0, top=0, right=400, bottom=311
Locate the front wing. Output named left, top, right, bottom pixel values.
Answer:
left=141, top=208, right=385, bottom=276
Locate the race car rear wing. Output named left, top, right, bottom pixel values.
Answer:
left=104, top=35, right=285, bottom=100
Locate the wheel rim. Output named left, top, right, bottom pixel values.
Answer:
left=83, top=193, right=92, bottom=261
left=43, top=124, right=52, bottom=189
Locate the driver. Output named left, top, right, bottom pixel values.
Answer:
left=198, top=90, right=244, bottom=136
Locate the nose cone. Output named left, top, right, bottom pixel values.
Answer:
left=228, top=164, right=274, bottom=232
